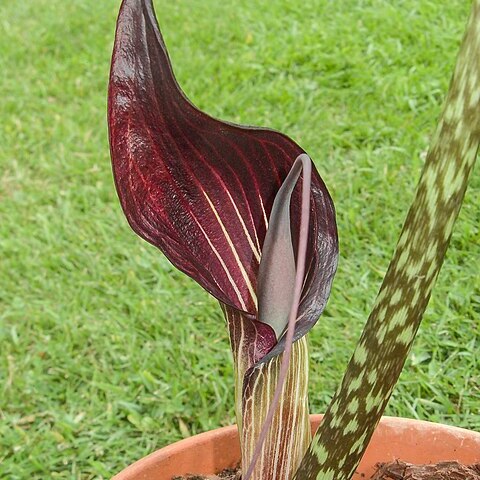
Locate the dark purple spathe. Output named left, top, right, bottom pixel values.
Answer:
left=108, top=0, right=338, bottom=361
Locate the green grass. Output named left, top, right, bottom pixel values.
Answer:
left=1, top=0, right=479, bottom=478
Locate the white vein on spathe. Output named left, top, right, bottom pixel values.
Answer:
left=202, top=188, right=258, bottom=310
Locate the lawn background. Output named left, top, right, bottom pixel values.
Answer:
left=1, top=0, right=479, bottom=479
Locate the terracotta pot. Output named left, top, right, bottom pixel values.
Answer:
left=113, top=415, right=480, bottom=479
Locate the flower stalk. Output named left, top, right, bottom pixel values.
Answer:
left=227, top=312, right=311, bottom=480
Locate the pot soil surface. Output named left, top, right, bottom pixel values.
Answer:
left=371, top=461, right=480, bottom=479
left=172, top=466, right=240, bottom=480
left=173, top=461, right=480, bottom=480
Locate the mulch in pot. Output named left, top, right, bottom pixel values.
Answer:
left=173, top=461, right=480, bottom=479
left=172, top=466, right=240, bottom=480
left=371, top=460, right=480, bottom=479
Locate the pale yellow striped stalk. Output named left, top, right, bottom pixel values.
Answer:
left=225, top=308, right=311, bottom=480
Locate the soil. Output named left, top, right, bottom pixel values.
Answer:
left=371, top=461, right=480, bottom=479
left=172, top=466, right=241, bottom=480
left=172, top=461, right=480, bottom=479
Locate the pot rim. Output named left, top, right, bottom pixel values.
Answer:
left=113, top=415, right=480, bottom=480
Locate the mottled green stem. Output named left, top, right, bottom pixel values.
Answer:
left=295, top=3, right=480, bottom=480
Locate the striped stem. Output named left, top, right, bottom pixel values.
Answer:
left=295, top=2, right=480, bottom=479
left=226, top=304, right=312, bottom=480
